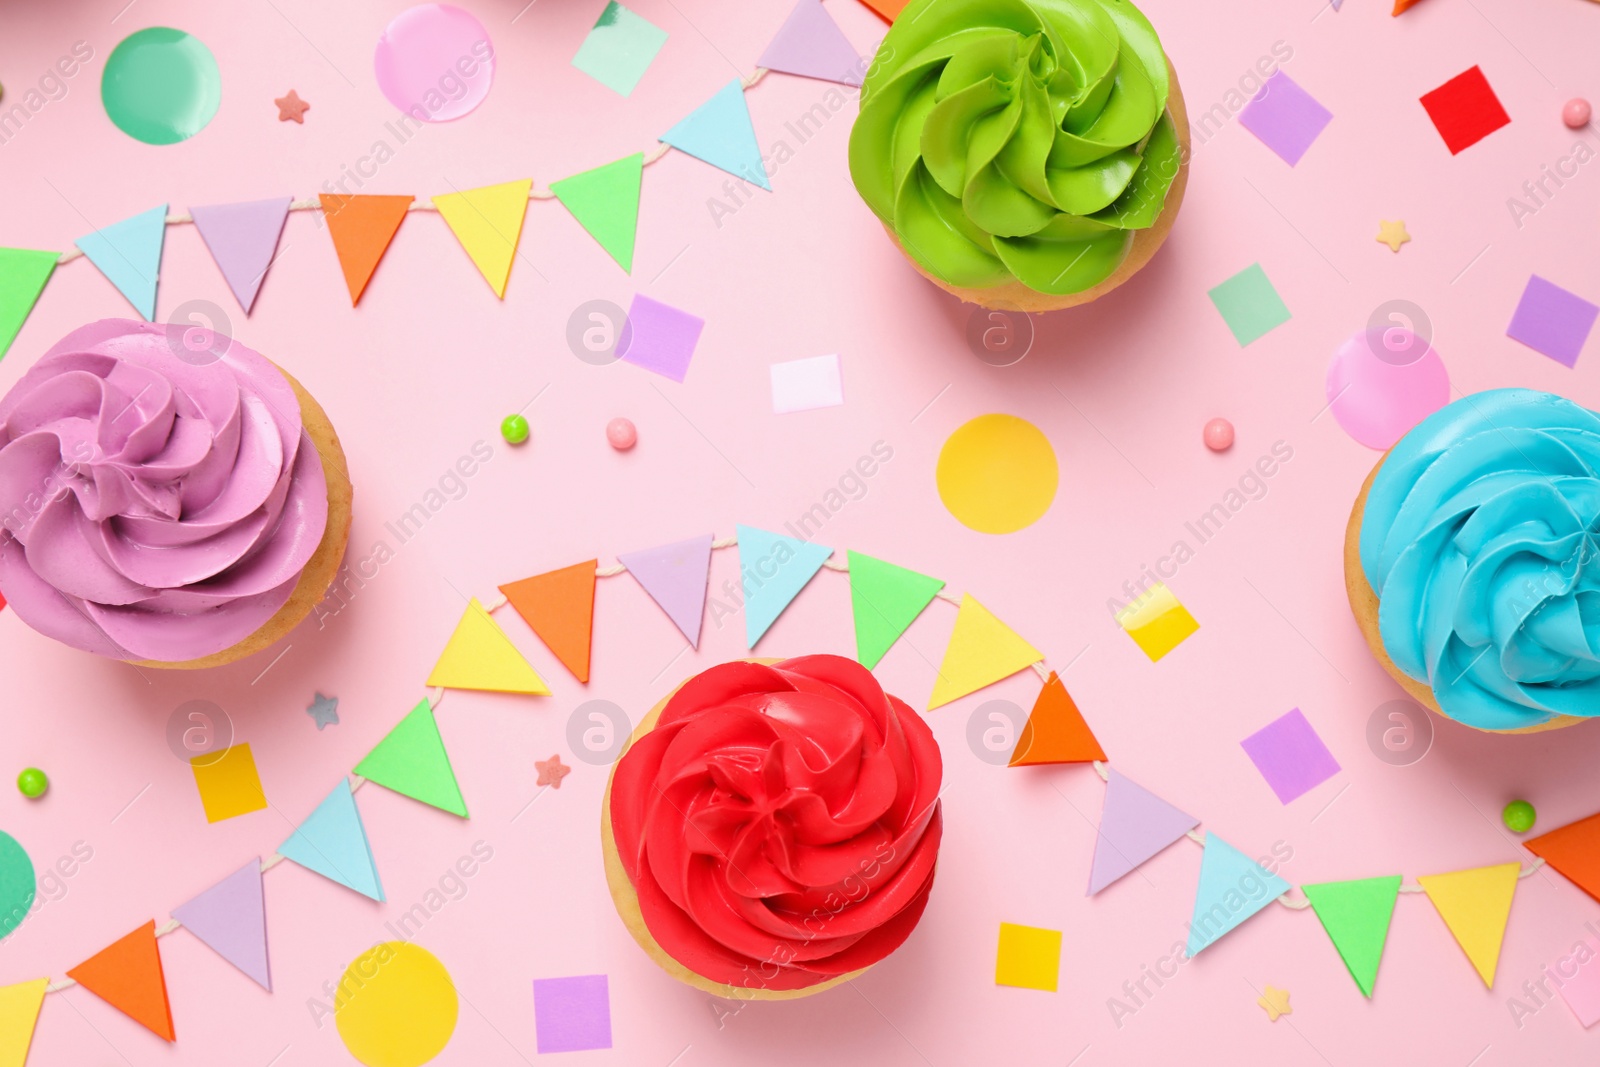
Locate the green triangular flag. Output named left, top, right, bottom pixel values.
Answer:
left=353, top=699, right=467, bottom=817
left=550, top=152, right=644, bottom=272
left=847, top=550, right=945, bottom=670
left=0, top=248, right=59, bottom=360
left=1302, top=875, right=1402, bottom=997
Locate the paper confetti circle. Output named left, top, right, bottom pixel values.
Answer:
left=374, top=4, right=496, bottom=123
left=0, top=831, right=36, bottom=941
left=936, top=415, right=1058, bottom=534
left=1325, top=328, right=1450, bottom=450
left=101, top=27, right=222, bottom=145
left=335, top=942, right=459, bottom=1067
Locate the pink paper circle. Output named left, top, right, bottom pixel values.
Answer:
left=373, top=4, right=495, bottom=123
left=1325, top=328, right=1450, bottom=450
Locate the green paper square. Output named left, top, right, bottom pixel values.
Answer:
left=572, top=2, right=669, bottom=98
left=1208, top=263, right=1291, bottom=346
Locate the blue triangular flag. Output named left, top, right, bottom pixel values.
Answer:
left=1185, top=832, right=1290, bottom=956
left=661, top=79, right=770, bottom=190
left=277, top=779, right=384, bottom=902
left=735, top=524, right=831, bottom=648
left=75, top=204, right=167, bottom=320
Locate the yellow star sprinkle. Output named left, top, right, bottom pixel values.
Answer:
left=1257, top=984, right=1292, bottom=1021
left=1376, top=219, right=1410, bottom=253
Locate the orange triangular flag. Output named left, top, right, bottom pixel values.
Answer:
left=499, top=560, right=597, bottom=683
left=318, top=194, right=413, bottom=305
left=860, top=0, right=910, bottom=20
left=1392, top=0, right=1426, bottom=13
left=66, top=920, right=175, bottom=1041
left=1527, top=811, right=1600, bottom=905
left=1008, top=672, right=1106, bottom=766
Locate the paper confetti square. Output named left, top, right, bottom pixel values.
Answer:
left=1506, top=275, right=1598, bottom=368
left=995, top=923, right=1062, bottom=991
left=572, top=2, right=668, bottom=97
left=1208, top=263, right=1290, bottom=346
left=1240, top=708, right=1342, bottom=804
left=191, top=744, right=268, bottom=823
left=533, top=975, right=613, bottom=1052
left=1238, top=72, right=1332, bottom=166
left=1420, top=66, right=1510, bottom=155
left=618, top=294, right=704, bottom=382
left=771, top=353, right=844, bottom=413
left=1557, top=939, right=1600, bottom=1027
left=1115, top=583, right=1198, bottom=662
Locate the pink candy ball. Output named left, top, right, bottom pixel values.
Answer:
left=1203, top=418, right=1235, bottom=452
left=606, top=417, right=637, bottom=451
left=1564, top=98, right=1592, bottom=129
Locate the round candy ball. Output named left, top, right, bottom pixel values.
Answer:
left=1564, top=98, right=1591, bottom=129
left=606, top=417, right=637, bottom=451
left=16, top=768, right=48, bottom=799
left=500, top=414, right=530, bottom=446
left=1203, top=418, right=1235, bottom=452
left=1502, top=799, right=1537, bottom=834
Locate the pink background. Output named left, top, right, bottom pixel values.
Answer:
left=3, top=0, right=1600, bottom=1062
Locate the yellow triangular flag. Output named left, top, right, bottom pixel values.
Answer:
left=432, top=179, right=532, bottom=298
left=928, top=594, right=1042, bottom=710
left=1418, top=862, right=1520, bottom=987
left=0, top=978, right=48, bottom=1067
left=427, top=597, right=550, bottom=695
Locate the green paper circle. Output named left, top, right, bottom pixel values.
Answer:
left=0, top=832, right=36, bottom=940
left=102, top=27, right=221, bottom=145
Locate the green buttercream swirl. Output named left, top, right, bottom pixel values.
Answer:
left=849, top=0, right=1182, bottom=296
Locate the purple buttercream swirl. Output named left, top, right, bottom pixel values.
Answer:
left=0, top=320, right=329, bottom=661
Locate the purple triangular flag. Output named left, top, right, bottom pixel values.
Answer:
left=189, top=197, right=292, bottom=313
left=758, top=0, right=864, bottom=86
left=1088, top=769, right=1199, bottom=895
left=618, top=534, right=714, bottom=648
left=171, top=858, right=271, bottom=989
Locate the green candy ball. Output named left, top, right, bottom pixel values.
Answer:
left=1502, top=799, right=1536, bottom=834
left=16, top=768, right=48, bottom=799
left=500, top=414, right=530, bottom=445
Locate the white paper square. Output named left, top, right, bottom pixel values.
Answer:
left=770, top=354, right=844, bottom=414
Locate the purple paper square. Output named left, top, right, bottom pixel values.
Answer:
left=1238, top=72, right=1333, bottom=166
left=1240, top=708, right=1341, bottom=805
left=533, top=974, right=613, bottom=1053
left=1506, top=275, right=1599, bottom=368
left=618, top=294, right=704, bottom=382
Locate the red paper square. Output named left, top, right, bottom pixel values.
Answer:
left=1420, top=66, right=1510, bottom=154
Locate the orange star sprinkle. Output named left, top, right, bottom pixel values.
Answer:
left=275, top=90, right=310, bottom=123
left=535, top=754, right=571, bottom=789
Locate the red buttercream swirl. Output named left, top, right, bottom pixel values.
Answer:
left=609, top=655, right=943, bottom=991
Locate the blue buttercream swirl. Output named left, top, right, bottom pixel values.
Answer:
left=1359, top=388, right=1600, bottom=730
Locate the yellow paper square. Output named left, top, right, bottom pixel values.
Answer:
left=995, top=922, right=1062, bottom=991
left=191, top=743, right=268, bottom=823
left=1115, top=583, right=1199, bottom=661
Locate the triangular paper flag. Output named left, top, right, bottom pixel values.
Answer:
left=354, top=699, right=468, bottom=817
left=1302, top=875, right=1401, bottom=997
left=76, top=204, right=167, bottom=320
left=427, top=597, right=550, bottom=695
left=1088, top=768, right=1199, bottom=895
left=171, top=859, right=271, bottom=990
left=0, top=248, right=58, bottom=360
left=551, top=154, right=642, bottom=273
left=1393, top=0, right=1426, bottom=13
left=1526, top=811, right=1600, bottom=905
left=0, top=978, right=47, bottom=1067
left=927, top=594, right=1042, bottom=710
left=735, top=524, right=832, bottom=648
left=860, top=0, right=909, bottom=20
left=277, top=779, right=385, bottom=902
left=318, top=194, right=412, bottom=305
left=1186, top=833, right=1292, bottom=956
left=619, top=535, right=713, bottom=647
left=499, top=561, right=597, bottom=683
left=1008, top=672, right=1106, bottom=766
left=189, top=197, right=292, bottom=313
left=661, top=79, right=771, bottom=190
left=758, top=0, right=864, bottom=86
left=66, top=921, right=175, bottom=1041
left=847, top=550, right=944, bottom=670
left=1418, top=862, right=1520, bottom=987
left=433, top=179, right=532, bottom=298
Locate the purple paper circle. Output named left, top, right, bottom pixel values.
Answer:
left=373, top=4, right=495, bottom=123
left=1325, top=328, right=1450, bottom=451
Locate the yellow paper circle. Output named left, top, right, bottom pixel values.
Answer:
left=335, top=942, right=459, bottom=1067
left=936, top=414, right=1059, bottom=533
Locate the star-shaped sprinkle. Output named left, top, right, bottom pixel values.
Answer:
left=1376, top=219, right=1410, bottom=253
left=306, top=692, right=339, bottom=730
left=1257, top=985, right=1292, bottom=1022
left=275, top=90, right=310, bottom=123
left=535, top=754, right=571, bottom=789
